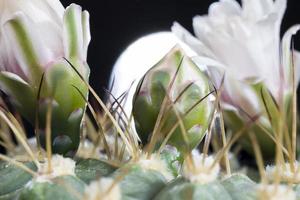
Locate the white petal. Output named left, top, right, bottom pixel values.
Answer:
left=63, top=4, right=84, bottom=60
left=192, top=16, right=212, bottom=43
left=82, top=10, right=91, bottom=60
left=172, top=22, right=216, bottom=58
left=45, top=0, right=65, bottom=19
left=3, top=13, right=49, bottom=84
left=281, top=25, right=300, bottom=87
left=0, top=34, right=27, bottom=80
left=35, top=20, right=64, bottom=61
left=193, top=10, right=282, bottom=95
left=0, top=0, right=64, bottom=26
left=226, top=76, right=261, bottom=117
left=192, top=56, right=228, bottom=92
left=208, top=0, right=241, bottom=18
left=241, top=0, right=274, bottom=21
left=193, top=55, right=261, bottom=116
left=274, top=0, right=287, bottom=22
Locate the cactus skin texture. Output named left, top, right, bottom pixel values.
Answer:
left=132, top=46, right=214, bottom=153
left=154, top=174, right=256, bottom=200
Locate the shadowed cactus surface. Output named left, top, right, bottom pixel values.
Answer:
left=1, top=0, right=300, bottom=200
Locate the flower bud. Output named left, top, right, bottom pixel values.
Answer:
left=132, top=46, right=214, bottom=153
left=0, top=1, right=91, bottom=156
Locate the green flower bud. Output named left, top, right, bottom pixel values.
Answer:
left=132, top=46, right=214, bottom=153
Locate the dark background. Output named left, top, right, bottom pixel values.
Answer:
left=61, top=0, right=300, bottom=97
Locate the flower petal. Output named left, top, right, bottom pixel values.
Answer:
left=192, top=55, right=260, bottom=116
left=81, top=10, right=91, bottom=61
left=241, top=0, right=276, bottom=20
left=3, top=13, right=48, bottom=86
left=172, top=22, right=216, bottom=58
left=44, top=0, right=65, bottom=21
left=224, top=75, right=261, bottom=117
left=63, top=4, right=84, bottom=60
left=208, top=0, right=241, bottom=18
left=0, top=30, right=27, bottom=79
left=281, top=25, right=300, bottom=87
left=0, top=0, right=64, bottom=27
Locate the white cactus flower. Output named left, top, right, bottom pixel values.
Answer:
left=172, top=0, right=300, bottom=157
left=0, top=0, right=91, bottom=155
left=172, top=0, right=300, bottom=116
left=0, top=0, right=90, bottom=85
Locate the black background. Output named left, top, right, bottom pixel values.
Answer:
left=61, top=0, right=300, bottom=97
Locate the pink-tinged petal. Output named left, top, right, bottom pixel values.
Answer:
left=3, top=13, right=50, bottom=85
left=192, top=55, right=260, bottom=116
left=0, top=0, right=65, bottom=76
left=63, top=4, right=84, bottom=60
left=225, top=76, right=261, bottom=117
left=0, top=36, right=27, bottom=80
left=82, top=10, right=91, bottom=61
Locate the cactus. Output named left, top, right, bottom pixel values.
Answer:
left=1, top=0, right=300, bottom=200
left=0, top=46, right=299, bottom=200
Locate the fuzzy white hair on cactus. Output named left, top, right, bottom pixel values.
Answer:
left=257, top=184, right=296, bottom=200
left=76, top=135, right=130, bottom=162
left=0, top=0, right=91, bottom=155
left=83, top=177, right=121, bottom=200
left=181, top=150, right=220, bottom=184
left=266, top=162, right=300, bottom=183
left=136, top=153, right=173, bottom=181
left=35, top=154, right=76, bottom=183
